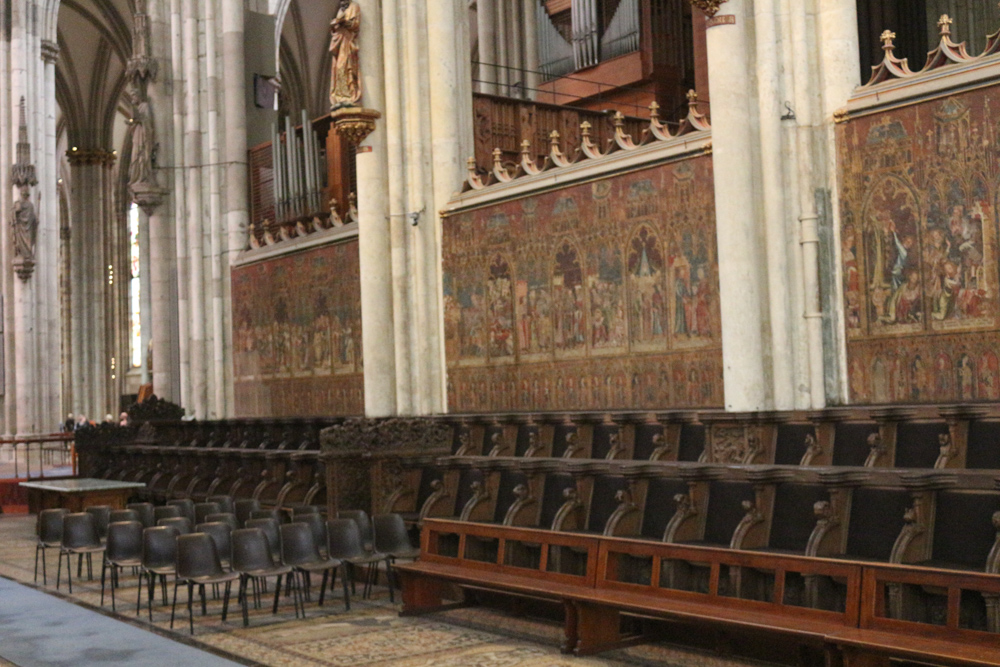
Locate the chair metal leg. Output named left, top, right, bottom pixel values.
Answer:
left=188, top=582, right=195, bottom=635
left=272, top=574, right=282, bottom=615
left=136, top=570, right=144, bottom=617
left=200, top=583, right=207, bottom=616
left=341, top=565, right=350, bottom=611
left=221, top=581, right=231, bottom=623
left=318, top=570, right=329, bottom=607
left=41, top=547, right=47, bottom=586
left=100, top=555, right=108, bottom=606
left=240, top=576, right=249, bottom=627
left=110, top=565, right=118, bottom=611
left=170, top=581, right=180, bottom=629
left=33, top=544, right=39, bottom=583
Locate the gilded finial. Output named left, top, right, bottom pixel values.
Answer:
left=938, top=14, right=953, bottom=37
left=612, top=111, right=625, bottom=127
left=880, top=30, right=896, bottom=49
left=649, top=101, right=660, bottom=122
left=686, top=89, right=699, bottom=104
left=580, top=120, right=591, bottom=137
left=492, top=147, right=503, bottom=166
left=521, top=139, right=531, bottom=155
left=550, top=130, right=560, bottom=145
left=467, top=156, right=477, bottom=170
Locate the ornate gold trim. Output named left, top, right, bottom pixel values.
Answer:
left=689, top=0, right=729, bottom=18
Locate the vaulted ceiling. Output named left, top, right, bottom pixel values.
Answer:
left=278, top=0, right=335, bottom=120
left=57, top=0, right=134, bottom=149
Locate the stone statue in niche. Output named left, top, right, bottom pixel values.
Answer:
left=12, top=185, right=38, bottom=266
left=329, top=0, right=362, bottom=109
left=127, top=88, right=157, bottom=188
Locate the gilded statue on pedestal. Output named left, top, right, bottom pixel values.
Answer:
left=329, top=0, right=361, bottom=109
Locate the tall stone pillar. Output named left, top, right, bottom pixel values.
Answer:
left=41, top=41, right=62, bottom=427
left=139, top=0, right=180, bottom=404
left=343, top=0, right=397, bottom=417
left=696, top=0, right=771, bottom=411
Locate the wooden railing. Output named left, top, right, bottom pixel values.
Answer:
left=401, top=518, right=1000, bottom=661
left=0, top=433, right=76, bottom=479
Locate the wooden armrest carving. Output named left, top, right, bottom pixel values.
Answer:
left=604, top=432, right=625, bottom=460
left=729, top=499, right=766, bottom=550
left=603, top=488, right=641, bottom=537
left=663, top=491, right=699, bottom=543
left=934, top=433, right=960, bottom=469
left=419, top=479, right=453, bottom=520
left=985, top=511, right=1000, bottom=574
left=502, top=484, right=537, bottom=527
left=864, top=432, right=886, bottom=467
left=799, top=433, right=822, bottom=466
left=561, top=432, right=582, bottom=459
left=382, top=488, right=414, bottom=514
left=487, top=432, right=511, bottom=457
left=523, top=431, right=542, bottom=458
left=551, top=487, right=585, bottom=532
left=805, top=500, right=843, bottom=558
left=648, top=433, right=672, bottom=461
left=454, top=432, right=472, bottom=457
left=459, top=480, right=492, bottom=522
left=890, top=495, right=931, bottom=564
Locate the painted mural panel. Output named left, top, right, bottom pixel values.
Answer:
left=839, top=90, right=1000, bottom=403
left=232, top=239, right=364, bottom=417
left=444, top=155, right=723, bottom=412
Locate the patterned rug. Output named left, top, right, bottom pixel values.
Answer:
left=0, top=514, right=777, bottom=667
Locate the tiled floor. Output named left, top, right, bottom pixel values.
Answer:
left=0, top=513, right=777, bottom=667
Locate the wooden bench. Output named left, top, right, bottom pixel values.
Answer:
left=395, top=519, right=1000, bottom=664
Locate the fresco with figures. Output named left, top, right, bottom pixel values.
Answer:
left=232, top=239, right=364, bottom=416
left=444, top=156, right=723, bottom=412
left=839, top=91, right=1000, bottom=403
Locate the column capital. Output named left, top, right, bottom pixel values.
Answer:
left=65, top=147, right=116, bottom=166
left=41, top=40, right=60, bottom=64
left=689, top=0, right=729, bottom=17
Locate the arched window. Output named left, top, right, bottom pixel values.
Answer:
left=129, top=203, right=142, bottom=369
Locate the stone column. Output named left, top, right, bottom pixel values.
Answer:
left=426, top=0, right=468, bottom=412
left=351, top=0, right=397, bottom=417
left=381, top=0, right=414, bottom=414
left=222, top=0, right=249, bottom=415
left=41, top=41, right=61, bottom=426
left=146, top=0, right=180, bottom=404
left=698, top=0, right=770, bottom=411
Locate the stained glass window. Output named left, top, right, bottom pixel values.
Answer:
left=129, top=203, right=142, bottom=368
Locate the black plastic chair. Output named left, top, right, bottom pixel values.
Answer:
left=327, top=518, right=391, bottom=605
left=57, top=513, right=105, bottom=593
left=194, top=502, right=222, bottom=525
left=153, top=505, right=182, bottom=522
left=137, top=526, right=179, bottom=620
left=35, top=508, right=68, bottom=585
left=294, top=513, right=329, bottom=558
left=372, top=513, right=420, bottom=597
left=280, top=522, right=346, bottom=609
left=196, top=522, right=233, bottom=569
left=338, top=509, right=374, bottom=553
left=234, top=499, right=261, bottom=527
left=246, top=518, right=282, bottom=563
left=109, top=509, right=140, bottom=525
left=250, top=508, right=284, bottom=524
left=157, top=516, right=193, bottom=535
left=85, top=505, right=112, bottom=540
left=206, top=513, right=239, bottom=532
left=171, top=533, right=239, bottom=635
left=101, top=521, right=143, bottom=611
left=127, top=502, right=156, bottom=528
left=167, top=498, right=196, bottom=524
left=231, top=528, right=299, bottom=626
left=207, top=495, right=235, bottom=515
